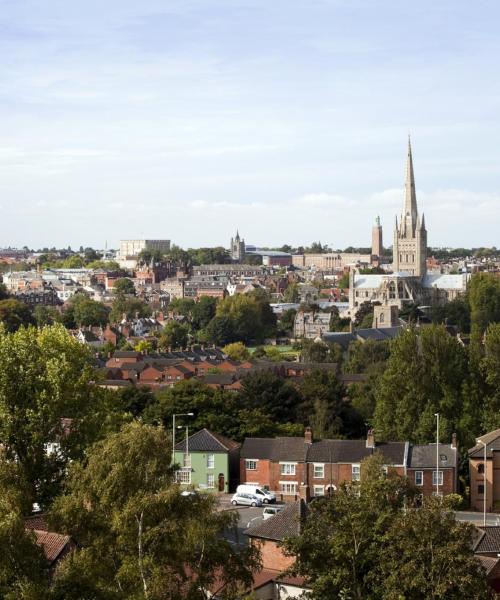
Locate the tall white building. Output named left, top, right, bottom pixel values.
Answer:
left=119, top=239, right=171, bottom=258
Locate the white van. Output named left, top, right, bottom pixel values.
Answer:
left=236, top=484, right=276, bottom=504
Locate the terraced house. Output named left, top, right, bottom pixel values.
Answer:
left=240, top=427, right=458, bottom=500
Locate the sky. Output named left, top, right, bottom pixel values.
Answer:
left=1, top=0, right=500, bottom=250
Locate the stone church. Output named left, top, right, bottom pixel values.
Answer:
left=349, top=139, right=467, bottom=320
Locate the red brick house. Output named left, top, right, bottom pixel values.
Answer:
left=469, top=428, right=500, bottom=513
left=240, top=428, right=458, bottom=501
left=244, top=500, right=309, bottom=598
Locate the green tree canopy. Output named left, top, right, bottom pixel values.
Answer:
left=374, top=325, right=473, bottom=445
left=0, top=324, right=120, bottom=505
left=158, top=321, right=189, bottom=350
left=49, top=422, right=259, bottom=599
left=222, top=341, right=250, bottom=361
left=0, top=298, right=35, bottom=332
left=113, top=278, right=136, bottom=296
left=62, top=294, right=110, bottom=328
left=110, top=296, right=151, bottom=323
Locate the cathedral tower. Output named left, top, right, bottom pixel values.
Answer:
left=393, top=138, right=427, bottom=276
left=230, top=230, right=245, bottom=262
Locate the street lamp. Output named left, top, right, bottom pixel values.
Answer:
left=172, top=413, right=193, bottom=465
left=476, top=439, right=487, bottom=526
left=434, top=413, right=440, bottom=497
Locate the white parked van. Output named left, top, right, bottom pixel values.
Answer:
left=236, top=484, right=276, bottom=504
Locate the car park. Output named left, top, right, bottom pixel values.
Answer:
left=236, top=484, right=276, bottom=504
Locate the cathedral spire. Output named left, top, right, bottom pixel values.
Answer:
left=404, top=136, right=418, bottom=225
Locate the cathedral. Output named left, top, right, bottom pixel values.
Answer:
left=349, top=139, right=467, bottom=319
left=230, top=230, right=246, bottom=262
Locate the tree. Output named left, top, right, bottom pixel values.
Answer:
left=62, top=294, right=110, bottom=328
left=0, top=455, right=49, bottom=598
left=329, top=306, right=351, bottom=332
left=191, top=296, right=217, bottom=330
left=379, top=497, right=493, bottom=599
left=49, top=423, right=259, bottom=599
left=279, top=308, right=296, bottom=333
left=283, top=284, right=299, bottom=303
left=299, top=369, right=363, bottom=438
left=204, top=315, right=236, bottom=346
left=300, top=339, right=343, bottom=364
left=120, top=386, right=155, bottom=418
left=113, top=278, right=136, bottom=296
left=33, top=305, right=61, bottom=328
left=158, top=321, right=189, bottom=350
left=222, top=342, right=250, bottom=361
left=284, top=454, right=412, bottom=600
left=0, top=283, right=9, bottom=300
left=343, top=339, right=390, bottom=374
left=0, top=324, right=117, bottom=505
left=337, top=272, right=350, bottom=289
left=374, top=325, right=472, bottom=445
left=431, top=297, right=470, bottom=333
left=239, top=371, right=300, bottom=422
left=353, top=301, right=374, bottom=329
left=109, top=297, right=151, bottom=323
left=468, top=272, right=500, bottom=333
left=480, top=323, right=500, bottom=432
left=0, top=299, right=35, bottom=332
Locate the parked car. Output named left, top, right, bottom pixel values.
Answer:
left=262, top=505, right=283, bottom=520
left=231, top=492, right=263, bottom=507
left=236, top=484, right=276, bottom=504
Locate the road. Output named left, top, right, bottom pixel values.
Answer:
left=222, top=503, right=277, bottom=549
left=456, top=511, right=500, bottom=525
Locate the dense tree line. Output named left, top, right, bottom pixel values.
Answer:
left=285, top=454, right=492, bottom=599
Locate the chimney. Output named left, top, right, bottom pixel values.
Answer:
left=304, top=427, right=313, bottom=444
left=366, top=428, right=375, bottom=449
left=451, top=432, right=458, bottom=449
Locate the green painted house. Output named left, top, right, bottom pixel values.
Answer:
left=174, top=428, right=240, bottom=493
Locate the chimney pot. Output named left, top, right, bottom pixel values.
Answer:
left=366, top=428, right=375, bottom=449
left=451, top=432, right=458, bottom=449
left=304, top=427, right=313, bottom=444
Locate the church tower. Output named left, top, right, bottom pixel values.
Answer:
left=393, top=138, right=427, bottom=277
left=230, top=230, right=245, bottom=262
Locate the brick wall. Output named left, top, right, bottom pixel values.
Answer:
left=407, top=468, right=456, bottom=497
left=240, top=458, right=271, bottom=488
left=252, top=539, right=294, bottom=572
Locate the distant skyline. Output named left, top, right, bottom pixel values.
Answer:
left=1, top=1, right=500, bottom=249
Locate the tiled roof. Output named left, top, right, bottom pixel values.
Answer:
left=407, top=444, right=457, bottom=469
left=25, top=514, right=48, bottom=531
left=473, top=526, right=500, bottom=554
left=469, top=428, right=500, bottom=458
left=174, top=428, right=239, bottom=453
left=33, top=530, right=72, bottom=564
left=306, top=440, right=406, bottom=465
left=245, top=499, right=307, bottom=541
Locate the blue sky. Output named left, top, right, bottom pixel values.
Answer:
left=1, top=0, right=500, bottom=250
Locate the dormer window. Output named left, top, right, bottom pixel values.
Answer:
left=440, top=454, right=447, bottom=463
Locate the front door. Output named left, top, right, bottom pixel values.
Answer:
left=218, top=473, right=225, bottom=492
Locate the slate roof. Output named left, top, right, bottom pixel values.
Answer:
left=113, top=351, right=140, bottom=358
left=199, top=373, right=237, bottom=386
left=473, top=526, right=500, bottom=554
left=242, top=437, right=406, bottom=465
left=174, top=428, right=239, bottom=453
left=307, top=440, right=406, bottom=465
left=407, top=443, right=457, bottom=469
left=469, top=428, right=500, bottom=458
left=245, top=499, right=307, bottom=541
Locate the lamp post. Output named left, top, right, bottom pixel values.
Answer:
left=172, top=413, right=193, bottom=465
left=434, top=413, right=440, bottom=497
left=477, top=439, right=487, bottom=526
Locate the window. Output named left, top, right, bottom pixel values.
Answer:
left=313, top=464, right=325, bottom=479
left=280, top=482, right=298, bottom=495
left=415, top=471, right=423, bottom=486
left=478, top=463, right=485, bottom=474
left=177, top=469, right=191, bottom=484
left=432, top=471, right=443, bottom=486
left=207, top=454, right=215, bottom=469
left=352, top=464, right=361, bottom=481
left=313, top=485, right=325, bottom=497
left=207, top=474, right=215, bottom=488
left=245, top=459, right=257, bottom=471
left=478, top=484, right=485, bottom=495
left=280, top=463, right=296, bottom=476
